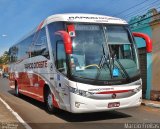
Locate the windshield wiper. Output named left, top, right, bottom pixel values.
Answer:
left=95, top=44, right=113, bottom=80
left=114, top=58, right=131, bottom=81
left=109, top=43, right=131, bottom=81
left=99, top=55, right=109, bottom=69
left=109, top=51, right=131, bottom=80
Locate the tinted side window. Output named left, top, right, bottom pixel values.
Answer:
left=17, top=35, right=33, bottom=60
left=31, top=28, right=49, bottom=59
left=9, top=45, right=18, bottom=63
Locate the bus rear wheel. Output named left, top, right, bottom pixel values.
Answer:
left=45, top=89, right=56, bottom=113
left=15, top=83, right=20, bottom=97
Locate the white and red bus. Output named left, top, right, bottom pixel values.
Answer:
left=9, top=14, right=151, bottom=113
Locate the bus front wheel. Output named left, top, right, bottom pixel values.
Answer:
left=45, top=88, right=56, bottom=113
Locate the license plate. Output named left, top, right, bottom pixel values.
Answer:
left=108, top=102, right=120, bottom=108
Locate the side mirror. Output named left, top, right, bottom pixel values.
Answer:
left=55, top=31, right=72, bottom=54
left=132, top=32, right=152, bottom=53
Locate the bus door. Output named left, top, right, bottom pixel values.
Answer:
left=54, top=39, right=70, bottom=110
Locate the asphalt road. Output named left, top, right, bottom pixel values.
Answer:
left=0, top=78, right=160, bottom=129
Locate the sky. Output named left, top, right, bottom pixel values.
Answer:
left=0, top=0, right=159, bottom=56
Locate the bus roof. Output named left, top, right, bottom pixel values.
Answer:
left=10, top=13, right=127, bottom=48
left=44, top=13, right=127, bottom=26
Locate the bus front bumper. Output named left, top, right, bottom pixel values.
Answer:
left=69, top=90, right=142, bottom=113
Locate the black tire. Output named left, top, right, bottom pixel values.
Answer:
left=45, top=88, right=56, bottom=113
left=15, top=83, right=21, bottom=97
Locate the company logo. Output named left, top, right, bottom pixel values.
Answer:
left=24, top=60, right=47, bottom=69
left=112, top=93, right=117, bottom=99
left=88, top=88, right=114, bottom=92
left=67, top=16, right=123, bottom=23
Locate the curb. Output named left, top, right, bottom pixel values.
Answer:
left=142, top=102, right=160, bottom=108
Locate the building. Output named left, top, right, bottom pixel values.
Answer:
left=0, top=64, right=8, bottom=74
left=129, top=8, right=160, bottom=100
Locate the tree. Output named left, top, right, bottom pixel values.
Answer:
left=0, top=51, right=9, bottom=65
left=0, top=57, right=2, bottom=64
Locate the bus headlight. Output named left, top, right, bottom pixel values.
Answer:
left=134, top=79, right=142, bottom=85
left=133, top=85, right=142, bottom=93
left=69, top=87, right=94, bottom=97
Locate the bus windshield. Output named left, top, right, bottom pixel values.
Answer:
left=68, top=23, right=140, bottom=82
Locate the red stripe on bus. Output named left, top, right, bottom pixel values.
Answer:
left=96, top=90, right=133, bottom=94
left=37, top=20, right=45, bottom=31
left=52, top=94, right=59, bottom=108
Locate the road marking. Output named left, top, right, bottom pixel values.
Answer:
left=0, top=97, right=32, bottom=129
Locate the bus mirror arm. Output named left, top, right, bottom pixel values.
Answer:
left=55, top=31, right=72, bottom=54
left=132, top=32, right=152, bottom=53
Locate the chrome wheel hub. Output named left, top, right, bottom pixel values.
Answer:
left=47, top=93, right=53, bottom=109
left=16, top=86, right=18, bottom=95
